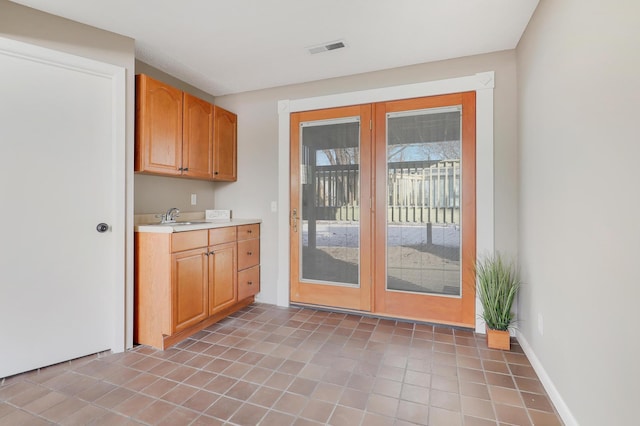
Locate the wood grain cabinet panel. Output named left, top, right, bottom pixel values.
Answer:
left=238, top=265, right=260, bottom=301
left=237, top=223, right=260, bottom=241
left=237, top=238, right=260, bottom=271
left=209, top=242, right=237, bottom=315
left=135, top=74, right=183, bottom=175
left=213, top=106, right=237, bottom=181
left=209, top=227, right=237, bottom=246
left=183, top=93, right=213, bottom=179
left=172, top=248, right=208, bottom=333
left=172, top=230, right=208, bottom=252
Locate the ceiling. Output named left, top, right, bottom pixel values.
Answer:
left=10, top=0, right=539, bottom=96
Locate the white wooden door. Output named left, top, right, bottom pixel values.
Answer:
left=0, top=38, right=125, bottom=378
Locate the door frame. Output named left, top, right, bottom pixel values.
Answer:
left=0, top=37, right=127, bottom=353
left=278, top=72, right=495, bottom=333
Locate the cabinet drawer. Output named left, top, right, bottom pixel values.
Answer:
left=171, top=230, right=208, bottom=252
left=237, top=239, right=260, bottom=270
left=238, top=266, right=260, bottom=300
left=209, top=226, right=237, bottom=246
left=237, top=224, right=260, bottom=241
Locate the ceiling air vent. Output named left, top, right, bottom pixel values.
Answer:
left=307, top=40, right=347, bottom=55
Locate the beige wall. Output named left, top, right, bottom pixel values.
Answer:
left=136, top=60, right=216, bottom=104
left=214, top=50, right=518, bottom=305
left=134, top=61, right=217, bottom=214
left=517, top=0, right=640, bottom=424
left=0, top=0, right=136, bottom=347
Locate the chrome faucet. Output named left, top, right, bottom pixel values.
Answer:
left=158, top=207, right=180, bottom=223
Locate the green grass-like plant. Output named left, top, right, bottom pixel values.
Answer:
left=476, top=253, right=520, bottom=331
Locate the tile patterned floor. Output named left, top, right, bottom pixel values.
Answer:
left=0, top=304, right=563, bottom=425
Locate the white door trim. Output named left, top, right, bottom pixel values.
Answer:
left=0, top=36, right=127, bottom=353
left=277, top=72, right=495, bottom=333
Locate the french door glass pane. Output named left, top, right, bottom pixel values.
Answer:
left=386, top=107, right=462, bottom=296
left=300, top=118, right=360, bottom=286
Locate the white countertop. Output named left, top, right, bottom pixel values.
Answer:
left=135, top=218, right=261, bottom=233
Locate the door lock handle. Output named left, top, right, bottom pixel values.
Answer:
left=291, top=209, right=298, bottom=233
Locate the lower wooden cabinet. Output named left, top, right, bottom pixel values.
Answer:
left=135, top=223, right=260, bottom=349
left=209, top=241, right=237, bottom=315
left=172, top=248, right=208, bottom=333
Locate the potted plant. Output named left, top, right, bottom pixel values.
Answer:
left=476, top=252, right=520, bottom=350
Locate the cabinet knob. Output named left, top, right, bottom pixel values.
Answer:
left=247, top=281, right=253, bottom=285
left=247, top=230, right=252, bottom=234
left=247, top=251, right=253, bottom=256
left=214, top=171, right=219, bottom=175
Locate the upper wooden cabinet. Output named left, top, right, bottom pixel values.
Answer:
left=183, top=93, right=213, bottom=179
left=213, top=106, right=237, bottom=181
left=135, top=74, right=237, bottom=182
left=135, top=74, right=183, bottom=175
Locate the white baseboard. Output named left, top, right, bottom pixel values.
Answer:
left=516, top=331, right=579, bottom=426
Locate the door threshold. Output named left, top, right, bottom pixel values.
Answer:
left=289, top=302, right=474, bottom=332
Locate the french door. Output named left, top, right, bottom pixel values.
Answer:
left=290, top=105, right=373, bottom=311
left=290, top=92, right=476, bottom=327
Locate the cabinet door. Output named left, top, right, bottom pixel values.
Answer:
left=209, top=242, right=237, bottom=315
left=135, top=74, right=183, bottom=175
left=213, top=106, right=237, bottom=181
left=183, top=93, right=213, bottom=179
left=172, top=248, right=208, bottom=333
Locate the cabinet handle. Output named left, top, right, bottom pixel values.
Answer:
left=247, top=281, right=253, bottom=285
left=209, top=251, right=215, bottom=255
left=204, top=252, right=209, bottom=257
left=247, top=251, right=253, bottom=256
left=183, top=167, right=189, bottom=172
left=178, top=167, right=183, bottom=171
left=247, top=230, right=252, bottom=234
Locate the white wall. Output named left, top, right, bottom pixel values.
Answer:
left=214, top=50, right=518, bottom=305
left=517, top=1, right=640, bottom=424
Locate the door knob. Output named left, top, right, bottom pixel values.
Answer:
left=96, top=223, right=109, bottom=233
